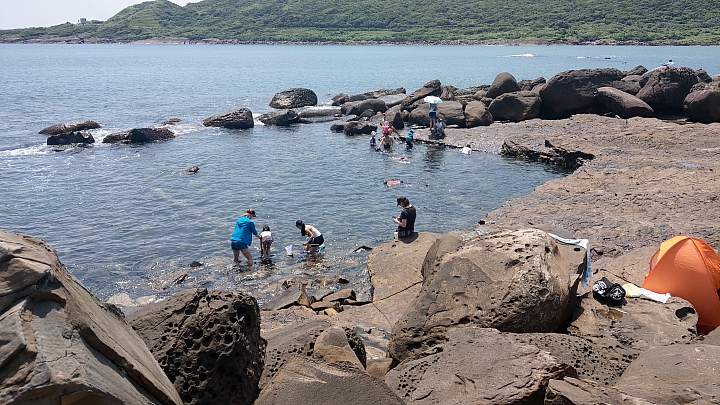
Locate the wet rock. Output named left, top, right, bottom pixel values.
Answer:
left=342, top=120, right=377, bottom=135
left=202, top=107, right=254, bottom=129
left=385, top=327, right=575, bottom=405
left=540, top=68, right=626, bottom=118
left=161, top=118, right=181, bottom=125
left=102, top=127, right=175, bottom=144
left=595, top=87, right=654, bottom=119
left=388, top=229, right=586, bottom=362
left=269, top=88, right=317, bottom=109
left=256, top=357, right=404, bottom=405
left=487, top=71, right=521, bottom=98
left=488, top=90, right=542, bottom=122
left=46, top=130, right=95, bottom=145
left=149, top=270, right=188, bottom=290
left=127, top=288, right=264, bottom=405
left=637, top=66, right=699, bottom=112
left=263, top=282, right=311, bottom=310
left=258, top=109, right=300, bottom=126
left=185, top=166, right=199, bottom=174
left=39, top=119, right=101, bottom=135
left=463, top=100, right=494, bottom=127
left=0, top=229, right=182, bottom=405
left=613, top=344, right=720, bottom=404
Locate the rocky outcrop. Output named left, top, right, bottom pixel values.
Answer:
left=615, top=75, right=643, bottom=95
left=400, top=79, right=441, bottom=110
left=545, top=377, right=653, bottom=404
left=202, top=108, right=254, bottom=129
left=387, top=228, right=586, bottom=362
left=46, top=130, right=95, bottom=145
left=595, top=86, right=655, bottom=118
left=0, top=229, right=182, bottom=405
left=613, top=344, right=720, bottom=404
left=684, top=83, right=720, bottom=123
left=488, top=90, right=542, bottom=122
left=39, top=120, right=101, bottom=135
left=269, top=88, right=317, bottom=109
left=127, top=289, right=265, bottom=405
left=637, top=66, right=699, bottom=112
left=342, top=120, right=377, bottom=135
left=385, top=327, right=575, bottom=405
left=258, top=109, right=300, bottom=126
left=487, top=71, right=521, bottom=98
left=518, top=77, right=546, bottom=92
left=363, top=87, right=406, bottom=99
left=102, top=127, right=175, bottom=144
left=341, top=98, right=388, bottom=116
left=463, top=100, right=494, bottom=127
left=539, top=68, right=625, bottom=118
left=255, top=357, right=404, bottom=405
left=408, top=100, right=464, bottom=127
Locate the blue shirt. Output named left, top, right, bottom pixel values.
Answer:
left=231, top=216, right=258, bottom=245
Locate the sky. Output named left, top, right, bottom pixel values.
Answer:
left=0, top=0, right=191, bottom=30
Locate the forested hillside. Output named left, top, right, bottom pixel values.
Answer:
left=2, top=0, right=719, bottom=44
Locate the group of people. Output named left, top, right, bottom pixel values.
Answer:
left=369, top=123, right=415, bottom=151
left=229, top=197, right=416, bottom=266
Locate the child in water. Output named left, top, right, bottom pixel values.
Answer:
left=260, top=225, right=273, bottom=260
left=369, top=131, right=377, bottom=147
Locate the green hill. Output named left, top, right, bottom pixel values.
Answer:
left=3, top=0, right=720, bottom=44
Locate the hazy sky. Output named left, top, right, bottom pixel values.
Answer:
left=0, top=0, right=191, bottom=30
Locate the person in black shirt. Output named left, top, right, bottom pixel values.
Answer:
left=393, top=196, right=416, bottom=239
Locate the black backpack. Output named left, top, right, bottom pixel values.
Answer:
left=592, top=277, right=626, bottom=306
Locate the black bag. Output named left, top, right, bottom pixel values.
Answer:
left=592, top=277, right=626, bottom=306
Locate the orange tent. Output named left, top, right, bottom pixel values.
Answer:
left=643, top=235, right=720, bottom=334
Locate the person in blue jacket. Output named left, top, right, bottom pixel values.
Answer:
left=231, top=208, right=261, bottom=266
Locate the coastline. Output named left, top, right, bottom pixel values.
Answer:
left=414, top=114, right=720, bottom=260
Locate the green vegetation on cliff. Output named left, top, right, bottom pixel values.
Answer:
left=3, top=0, right=720, bottom=44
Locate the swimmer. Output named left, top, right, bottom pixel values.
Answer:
left=384, top=179, right=404, bottom=186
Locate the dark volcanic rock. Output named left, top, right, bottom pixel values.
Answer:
left=39, top=120, right=101, bottom=135
left=259, top=110, right=300, bottom=126
left=595, top=87, right=654, bottom=119
left=102, top=127, right=174, bottom=144
left=487, top=71, right=521, bottom=98
left=127, top=288, right=265, bottom=405
left=637, top=66, right=699, bottom=112
left=202, top=108, right=254, bottom=129
left=488, top=90, right=541, bottom=122
left=46, top=130, right=95, bottom=145
left=539, top=68, right=625, bottom=118
left=269, top=88, right=317, bottom=109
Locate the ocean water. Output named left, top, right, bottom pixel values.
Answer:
left=1, top=44, right=718, bottom=304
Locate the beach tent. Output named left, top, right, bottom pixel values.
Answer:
left=642, top=235, right=720, bottom=334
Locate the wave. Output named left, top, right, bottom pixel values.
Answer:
left=498, top=53, right=536, bottom=58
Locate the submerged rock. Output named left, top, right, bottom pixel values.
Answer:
left=46, top=130, right=95, bottom=145
left=102, top=127, right=175, bottom=144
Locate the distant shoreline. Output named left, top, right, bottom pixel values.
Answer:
left=1, top=35, right=719, bottom=46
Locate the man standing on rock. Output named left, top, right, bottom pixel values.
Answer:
left=231, top=208, right=261, bottom=266
left=393, top=196, right=416, bottom=239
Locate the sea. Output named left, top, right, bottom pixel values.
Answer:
left=1, top=44, right=718, bottom=305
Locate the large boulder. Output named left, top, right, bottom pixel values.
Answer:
left=202, top=108, right=254, bottom=129
left=342, top=121, right=377, bottom=136
left=269, top=88, right=317, bottom=109
left=46, top=130, right=95, bottom=145
left=637, top=66, right=699, bottom=112
left=487, top=72, right=521, bottom=98
left=488, top=90, right=542, bottom=122
left=0, top=229, right=182, bottom=405
left=341, top=99, right=388, bottom=116
left=387, top=228, right=585, bottom=362
left=408, top=101, right=465, bottom=127
left=613, top=344, right=720, bottom=404
left=102, top=127, right=175, bottom=144
left=684, top=84, right=720, bottom=123
left=615, top=74, right=643, bottom=95
left=258, top=109, right=300, bottom=126
left=127, top=289, right=265, bottom=405
left=400, top=79, right=441, bottom=110
left=385, top=327, right=575, bottom=404
left=39, top=120, right=101, bottom=135
left=595, top=87, right=655, bottom=119
left=255, top=356, right=404, bottom=405
left=518, top=77, right=546, bottom=92
left=463, top=100, right=494, bottom=127
left=540, top=68, right=626, bottom=118
left=331, top=93, right=367, bottom=106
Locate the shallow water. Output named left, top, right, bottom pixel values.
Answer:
left=1, top=44, right=717, bottom=304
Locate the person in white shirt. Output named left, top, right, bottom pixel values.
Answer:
left=662, top=59, right=675, bottom=68
left=260, top=225, right=273, bottom=260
